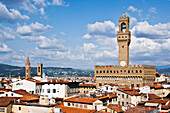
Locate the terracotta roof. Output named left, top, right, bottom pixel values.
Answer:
left=55, top=105, right=97, bottom=113
left=145, top=99, right=170, bottom=105
left=124, top=106, right=152, bottom=113
left=20, top=96, right=39, bottom=101
left=64, top=97, right=98, bottom=104
left=101, top=93, right=117, bottom=98
left=0, top=97, right=20, bottom=107
left=79, top=84, right=96, bottom=87
left=141, top=93, right=162, bottom=100
left=107, top=104, right=123, bottom=112
left=117, top=88, right=140, bottom=96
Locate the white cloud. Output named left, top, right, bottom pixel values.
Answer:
left=83, top=21, right=117, bottom=39
left=130, top=17, right=137, bottom=26
left=0, top=2, right=29, bottom=23
left=149, top=7, right=156, bottom=13
left=52, top=0, right=69, bottom=6
left=83, top=43, right=96, bottom=52
left=128, top=6, right=138, bottom=12
left=128, top=6, right=142, bottom=16
left=40, top=7, right=45, bottom=15
left=17, top=22, right=52, bottom=36
left=0, top=43, right=12, bottom=53
left=0, top=24, right=16, bottom=40
left=60, top=31, right=66, bottom=35
left=33, top=0, right=46, bottom=7
left=132, top=21, right=170, bottom=39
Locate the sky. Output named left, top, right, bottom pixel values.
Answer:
left=0, top=0, right=169, bottom=69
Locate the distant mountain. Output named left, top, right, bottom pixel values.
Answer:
left=157, top=67, right=170, bottom=76
left=156, top=64, right=170, bottom=69
left=0, top=63, right=169, bottom=77
left=0, top=63, right=94, bottom=77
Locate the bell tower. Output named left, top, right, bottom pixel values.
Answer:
left=117, top=10, right=131, bottom=67
left=25, top=56, right=31, bottom=79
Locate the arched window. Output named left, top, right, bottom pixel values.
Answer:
left=121, top=22, right=126, bottom=32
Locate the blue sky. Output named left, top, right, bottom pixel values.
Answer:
left=0, top=0, right=169, bottom=69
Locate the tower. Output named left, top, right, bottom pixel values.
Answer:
left=37, top=63, right=43, bottom=76
left=117, top=10, right=131, bottom=67
left=25, top=56, right=31, bottom=79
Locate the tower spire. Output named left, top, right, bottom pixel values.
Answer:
left=123, top=9, right=126, bottom=18
left=26, top=56, right=30, bottom=65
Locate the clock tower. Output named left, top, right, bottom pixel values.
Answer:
left=117, top=10, right=131, bottom=67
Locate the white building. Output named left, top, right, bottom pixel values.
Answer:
left=11, top=79, right=36, bottom=94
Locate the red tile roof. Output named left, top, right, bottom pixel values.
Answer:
left=79, top=84, right=96, bottom=87
left=107, top=104, right=123, bottom=112
left=124, top=106, right=153, bottom=113
left=117, top=88, right=140, bottom=96
left=55, top=105, right=97, bottom=113
left=145, top=99, right=170, bottom=105
left=64, top=97, right=99, bottom=104
left=0, top=97, right=20, bottom=107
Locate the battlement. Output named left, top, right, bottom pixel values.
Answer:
left=94, top=64, right=156, bottom=76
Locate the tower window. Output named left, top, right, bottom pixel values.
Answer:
left=110, top=70, right=112, bottom=73
left=107, top=70, right=109, bottom=73
left=120, top=70, right=122, bottom=72
left=103, top=70, right=105, bottom=73
left=100, top=70, right=102, bottom=73
left=140, top=70, right=142, bottom=73
left=119, top=36, right=120, bottom=38
left=121, top=22, right=126, bottom=32
left=128, top=70, right=130, bottom=73
left=122, top=36, right=124, bottom=38
left=96, top=70, right=98, bottom=73
left=125, top=36, right=127, bottom=38
left=122, top=46, right=124, bottom=48
left=114, top=70, right=116, bottom=73
left=136, top=70, right=138, bottom=73
left=124, top=70, right=126, bottom=72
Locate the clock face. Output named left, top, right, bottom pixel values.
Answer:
left=120, top=61, right=126, bottom=67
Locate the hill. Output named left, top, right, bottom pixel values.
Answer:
left=0, top=63, right=94, bottom=77
left=0, top=63, right=169, bottom=77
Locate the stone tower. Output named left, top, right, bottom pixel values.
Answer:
left=25, top=56, right=31, bottom=79
left=117, top=10, right=131, bottom=67
left=37, top=63, right=43, bottom=76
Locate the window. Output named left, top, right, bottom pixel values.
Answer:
left=72, top=103, right=74, bottom=106
left=118, top=101, right=120, bottom=105
left=84, top=105, right=87, bottom=109
left=6, top=94, right=8, bottom=97
left=125, top=36, right=127, bottom=38
left=11, top=93, right=13, bottom=96
left=106, top=86, right=108, bottom=90
left=103, top=70, right=105, bottom=73
left=107, top=70, right=109, bottom=73
left=122, top=46, right=124, bottom=48
left=96, top=70, right=98, bottom=73
left=110, top=70, right=112, bottom=73
left=136, top=70, right=138, bottom=73
left=124, top=70, right=126, bottom=72
left=120, top=70, right=122, bottom=72
left=99, top=83, right=102, bottom=86
left=114, top=70, right=116, bottom=73
left=122, top=102, right=124, bottom=106
left=80, top=104, right=83, bottom=108
left=95, top=106, right=97, bottom=109
left=47, top=89, right=50, bottom=93
left=121, top=23, right=126, bottom=32
left=117, top=71, right=119, bottom=73
left=126, top=102, right=128, bottom=104
left=140, top=70, right=142, bottom=73
left=100, top=70, right=102, bottom=73
left=122, top=36, right=124, bottom=38
left=19, top=107, right=21, bottom=111
left=68, top=103, right=70, bottom=106
left=42, top=89, right=44, bottom=93
left=53, top=89, right=56, bottom=93
left=119, top=36, right=120, bottom=38
left=127, top=95, right=128, bottom=98
left=128, top=70, right=130, bottom=73
left=76, top=104, right=78, bottom=107
left=131, top=84, right=134, bottom=88
left=104, top=83, right=107, bottom=85
left=122, top=94, right=124, bottom=98
left=132, top=70, right=133, bottom=73
left=137, top=84, right=140, bottom=87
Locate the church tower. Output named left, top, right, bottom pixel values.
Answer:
left=25, top=56, right=31, bottom=79
left=117, top=10, right=131, bottom=67
left=37, top=63, right=43, bottom=77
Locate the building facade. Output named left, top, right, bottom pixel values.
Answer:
left=95, top=11, right=156, bottom=88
